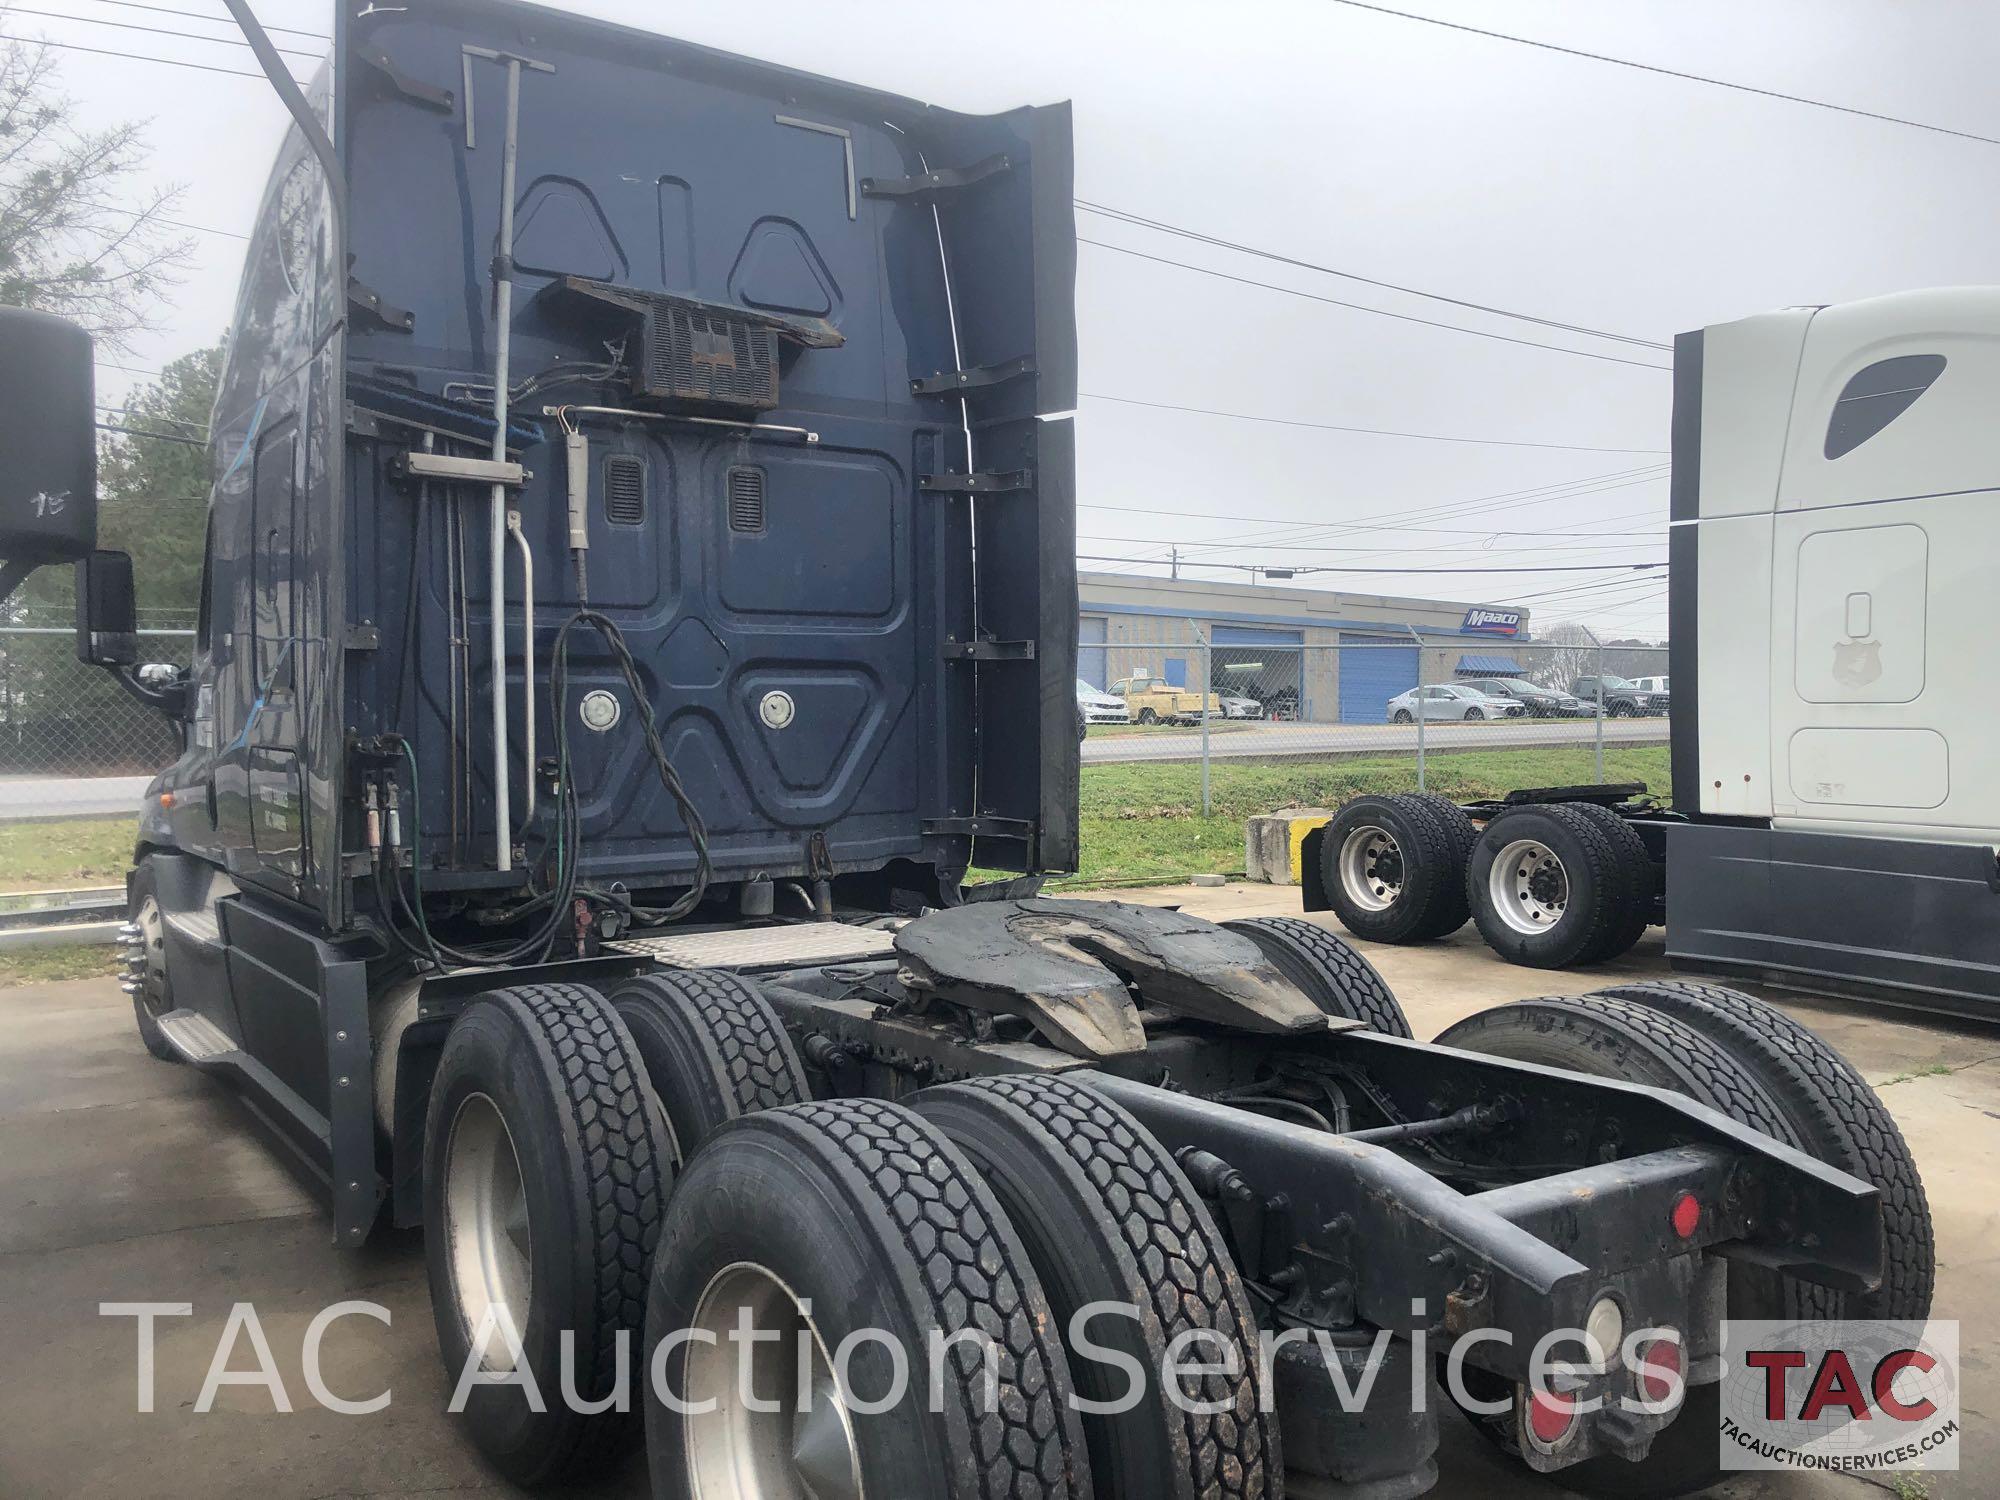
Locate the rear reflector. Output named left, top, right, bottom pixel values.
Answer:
left=1638, top=1336, right=1685, bottom=1406
left=1527, top=1387, right=1576, bottom=1447
left=1670, top=1191, right=1701, bottom=1239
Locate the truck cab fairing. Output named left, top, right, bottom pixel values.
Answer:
left=165, top=2, right=1078, bottom=929
left=1670, top=287, right=2000, bottom=1010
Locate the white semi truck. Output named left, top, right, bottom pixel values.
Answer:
left=1312, top=287, right=2000, bottom=1014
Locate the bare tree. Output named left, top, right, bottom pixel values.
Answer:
left=1526, top=621, right=1598, bottom=691
left=0, top=34, right=193, bottom=348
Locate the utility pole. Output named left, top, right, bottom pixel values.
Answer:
left=1171, top=545, right=1179, bottom=580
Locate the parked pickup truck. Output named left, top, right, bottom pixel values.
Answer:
left=1112, top=672, right=1221, bottom=724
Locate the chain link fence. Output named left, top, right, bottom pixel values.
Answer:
left=0, top=621, right=193, bottom=777
left=1, top=620, right=1669, bottom=798
left=1080, top=636, right=1671, bottom=811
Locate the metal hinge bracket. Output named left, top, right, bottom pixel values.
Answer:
left=943, top=639, right=1035, bottom=662
left=861, top=152, right=1012, bottom=201
left=358, top=49, right=456, bottom=113
left=919, top=469, right=1034, bottom=496
left=923, top=816, right=1035, bottom=840
left=348, top=275, right=415, bottom=333
left=911, top=356, right=1036, bottom=397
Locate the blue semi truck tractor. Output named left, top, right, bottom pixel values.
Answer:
left=0, top=4, right=1927, bottom=1496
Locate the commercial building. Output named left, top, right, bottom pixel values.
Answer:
left=1077, top=572, right=1532, bottom=724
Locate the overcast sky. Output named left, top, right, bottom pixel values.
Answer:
left=32, top=0, right=2000, bottom=638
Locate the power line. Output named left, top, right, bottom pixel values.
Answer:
left=1099, top=468, right=1669, bottom=573
left=1080, top=237, right=1672, bottom=371
left=2, top=32, right=303, bottom=81
left=1080, top=391, right=1665, bottom=454
left=97, top=203, right=250, bottom=239
left=1075, top=552, right=1662, bottom=576
left=1197, top=467, right=1669, bottom=554
left=1507, top=571, right=1673, bottom=607
left=97, top=402, right=205, bottom=433
left=96, top=419, right=204, bottom=446
left=8, top=6, right=321, bottom=60
left=70, top=0, right=326, bottom=42
left=96, top=358, right=165, bottom=377
left=1072, top=540, right=1664, bottom=564
left=1075, top=201, right=1668, bottom=350
left=1076, top=498, right=1665, bottom=539
left=1324, top=0, right=2000, bottom=149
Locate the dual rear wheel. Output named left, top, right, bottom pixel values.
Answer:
left=1320, top=795, right=1655, bottom=967
left=1436, top=982, right=1934, bottom=1498
left=422, top=972, right=1280, bottom=1499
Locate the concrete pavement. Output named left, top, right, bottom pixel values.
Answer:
left=0, top=889, right=1990, bottom=1498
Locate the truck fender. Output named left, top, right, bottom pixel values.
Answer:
left=379, top=980, right=449, bottom=1230
left=1300, top=824, right=1330, bottom=912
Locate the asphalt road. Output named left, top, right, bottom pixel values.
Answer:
left=1083, top=715, right=1672, bottom=763
left=0, top=774, right=151, bottom=820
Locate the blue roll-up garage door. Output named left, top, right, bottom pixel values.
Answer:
left=1078, top=615, right=1108, bottom=688
left=1339, top=633, right=1418, bottom=723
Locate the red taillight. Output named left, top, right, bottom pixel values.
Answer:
left=1526, top=1387, right=1577, bottom=1446
left=1638, top=1336, right=1685, bottom=1405
left=1670, top=1191, right=1701, bottom=1239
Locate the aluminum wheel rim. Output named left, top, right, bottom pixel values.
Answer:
left=684, top=1262, right=862, bottom=1500
left=1338, top=825, right=1405, bottom=912
left=1490, top=838, right=1569, bottom=935
left=134, top=894, right=169, bottom=1016
left=444, top=1092, right=532, bottom=1372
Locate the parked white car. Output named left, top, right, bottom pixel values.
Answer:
left=1218, top=693, right=1264, bottom=720
left=1386, top=683, right=1526, bottom=722
left=1075, top=679, right=1131, bottom=725
left=1631, top=675, right=1670, bottom=695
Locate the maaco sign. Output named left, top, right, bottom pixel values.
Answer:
left=1462, top=608, right=1521, bottom=637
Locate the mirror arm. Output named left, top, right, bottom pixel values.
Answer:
left=110, top=665, right=191, bottom=722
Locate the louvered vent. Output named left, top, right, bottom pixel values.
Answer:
left=727, top=467, right=766, bottom=534
left=603, top=454, right=646, bottom=526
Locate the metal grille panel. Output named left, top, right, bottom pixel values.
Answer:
left=727, top=467, right=766, bottom=533
left=604, top=454, right=646, bottom=526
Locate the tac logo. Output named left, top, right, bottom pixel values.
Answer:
left=1461, top=608, right=1521, bottom=636
left=1718, top=1319, right=1958, bottom=1473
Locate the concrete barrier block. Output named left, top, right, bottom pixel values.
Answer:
left=1245, top=808, right=1332, bottom=885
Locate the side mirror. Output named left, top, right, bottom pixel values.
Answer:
left=76, top=548, right=137, bottom=667
left=0, top=309, right=97, bottom=576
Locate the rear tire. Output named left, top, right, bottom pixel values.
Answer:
left=1392, top=709, right=1414, bottom=724
left=1465, top=804, right=1638, bottom=968
left=1562, top=803, right=1655, bottom=962
left=1139, top=707, right=1159, bottom=725
left=914, top=1075, right=1278, bottom=1500
left=607, top=969, right=810, bottom=1168
left=1434, top=994, right=1798, bottom=1499
left=423, top=984, right=670, bottom=1485
left=1589, top=979, right=1934, bottom=1321
left=1222, top=915, right=1412, bottom=1036
left=1319, top=793, right=1470, bottom=945
left=643, top=1099, right=1090, bottom=1500
left=126, top=861, right=177, bottom=1062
